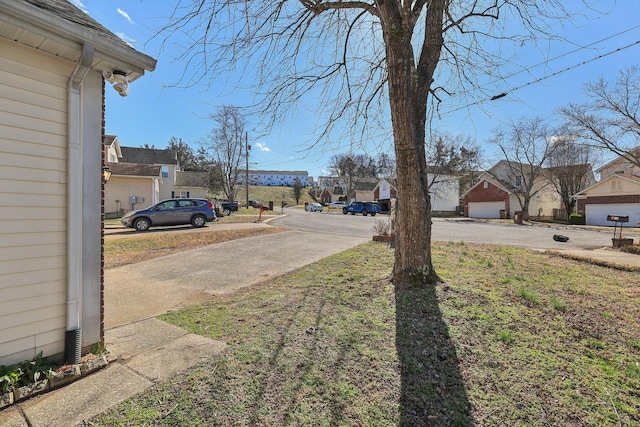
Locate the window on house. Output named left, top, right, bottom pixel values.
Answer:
left=611, top=179, right=622, bottom=192
left=483, top=181, right=488, bottom=189
left=162, top=166, right=169, bottom=178
left=515, top=175, right=522, bottom=186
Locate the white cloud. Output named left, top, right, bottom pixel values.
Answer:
left=70, top=0, right=88, bottom=13
left=117, top=8, right=135, bottom=25
left=255, top=142, right=271, bottom=152
left=116, top=33, right=136, bottom=48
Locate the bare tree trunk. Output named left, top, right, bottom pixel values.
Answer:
left=380, top=1, right=443, bottom=288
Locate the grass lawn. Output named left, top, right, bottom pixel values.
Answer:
left=104, top=226, right=284, bottom=269
left=95, top=241, right=639, bottom=426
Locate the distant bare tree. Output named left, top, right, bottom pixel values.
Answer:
left=376, top=152, right=396, bottom=178
left=427, top=132, right=481, bottom=195
left=292, top=177, right=304, bottom=205
left=490, top=117, right=553, bottom=220
left=158, top=0, right=579, bottom=287
left=330, top=154, right=358, bottom=201
left=560, top=66, right=640, bottom=167
left=203, top=106, right=247, bottom=202
left=545, top=137, right=595, bottom=218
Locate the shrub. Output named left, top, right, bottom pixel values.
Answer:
left=372, top=219, right=391, bottom=236
left=569, top=214, right=585, bottom=225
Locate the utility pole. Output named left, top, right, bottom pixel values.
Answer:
left=245, top=132, right=251, bottom=208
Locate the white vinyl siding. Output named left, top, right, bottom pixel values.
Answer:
left=0, top=38, right=72, bottom=365
left=105, top=177, right=158, bottom=214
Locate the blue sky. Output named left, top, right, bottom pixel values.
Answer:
left=75, top=1, right=639, bottom=179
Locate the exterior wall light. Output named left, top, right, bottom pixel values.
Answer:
left=103, top=165, right=112, bottom=184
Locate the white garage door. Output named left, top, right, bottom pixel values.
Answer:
left=585, top=204, right=640, bottom=226
left=468, top=201, right=505, bottom=219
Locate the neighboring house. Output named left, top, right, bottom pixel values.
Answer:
left=317, top=176, right=344, bottom=190
left=463, top=177, right=514, bottom=219
left=119, top=146, right=179, bottom=201
left=373, top=176, right=459, bottom=214
left=574, top=172, right=640, bottom=227
left=463, top=161, right=561, bottom=220
left=319, top=185, right=346, bottom=205
left=373, top=178, right=397, bottom=212
left=352, top=178, right=379, bottom=202
left=104, top=162, right=161, bottom=215
left=239, top=170, right=310, bottom=186
left=573, top=148, right=640, bottom=226
left=0, top=0, right=155, bottom=366
left=105, top=143, right=210, bottom=209
left=174, top=171, right=210, bottom=199
left=597, top=147, right=640, bottom=180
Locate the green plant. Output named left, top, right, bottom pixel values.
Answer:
left=516, top=286, right=541, bottom=305
left=91, top=342, right=106, bottom=355
left=0, top=364, right=22, bottom=394
left=0, top=352, right=55, bottom=394
left=569, top=214, right=586, bottom=225
left=498, top=331, right=514, bottom=344
left=550, top=295, right=566, bottom=312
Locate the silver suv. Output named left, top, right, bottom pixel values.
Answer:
left=121, top=198, right=216, bottom=231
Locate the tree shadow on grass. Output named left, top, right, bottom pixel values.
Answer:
left=396, top=286, right=473, bottom=426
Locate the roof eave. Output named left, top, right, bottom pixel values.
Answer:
left=0, top=1, right=156, bottom=79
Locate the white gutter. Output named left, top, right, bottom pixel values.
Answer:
left=65, top=42, right=94, bottom=364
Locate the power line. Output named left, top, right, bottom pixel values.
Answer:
left=442, top=39, right=640, bottom=116
left=490, top=24, right=640, bottom=86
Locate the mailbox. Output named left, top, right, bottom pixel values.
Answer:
left=607, top=215, right=629, bottom=223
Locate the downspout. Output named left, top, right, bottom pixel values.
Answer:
left=65, top=42, right=94, bottom=364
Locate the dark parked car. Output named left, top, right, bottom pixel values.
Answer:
left=219, top=200, right=240, bottom=216
left=121, top=198, right=216, bottom=231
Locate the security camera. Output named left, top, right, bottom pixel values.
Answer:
left=112, top=72, right=127, bottom=85
left=103, top=70, right=129, bottom=97
left=113, top=82, right=129, bottom=97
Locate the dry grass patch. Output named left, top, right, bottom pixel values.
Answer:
left=104, top=227, right=284, bottom=269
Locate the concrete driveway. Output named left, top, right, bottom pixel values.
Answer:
left=104, top=229, right=368, bottom=329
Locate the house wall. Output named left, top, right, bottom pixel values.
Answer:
left=583, top=176, right=639, bottom=197
left=105, top=176, right=157, bottom=214
left=0, top=38, right=104, bottom=365
left=509, top=186, right=560, bottom=219
left=172, top=187, right=207, bottom=199
left=159, top=164, right=177, bottom=201
left=599, top=159, right=640, bottom=179
left=374, top=180, right=397, bottom=200
left=429, top=176, right=460, bottom=212
left=0, top=38, right=70, bottom=365
left=354, top=190, right=375, bottom=201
